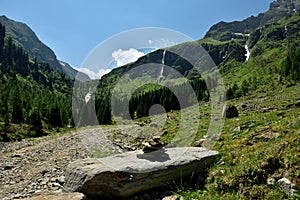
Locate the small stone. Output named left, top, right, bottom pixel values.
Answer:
left=14, top=193, right=23, bottom=198
left=162, top=195, right=179, bottom=200
left=267, top=177, right=275, bottom=185
left=34, top=190, right=42, bottom=194
left=51, top=177, right=57, bottom=182
left=203, top=135, right=210, bottom=139
left=148, top=139, right=157, bottom=146
left=217, top=160, right=225, bottom=165
left=114, top=139, right=121, bottom=143
left=53, top=187, right=60, bottom=191
left=58, top=176, right=65, bottom=184
left=194, top=139, right=206, bottom=147
left=52, top=182, right=61, bottom=187
left=152, top=135, right=161, bottom=142
left=233, top=126, right=241, bottom=132
left=3, top=162, right=14, bottom=170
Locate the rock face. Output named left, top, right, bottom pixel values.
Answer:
left=64, top=147, right=219, bottom=199
left=222, top=105, right=239, bottom=118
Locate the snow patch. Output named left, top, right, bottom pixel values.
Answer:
left=59, top=61, right=66, bottom=67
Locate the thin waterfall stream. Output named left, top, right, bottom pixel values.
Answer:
left=157, top=49, right=166, bottom=83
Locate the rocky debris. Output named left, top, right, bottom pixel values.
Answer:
left=142, top=135, right=164, bottom=153
left=20, top=192, right=86, bottom=200
left=286, top=100, right=300, bottom=109
left=222, top=105, right=239, bottom=118
left=0, top=127, right=126, bottom=199
left=278, top=178, right=297, bottom=196
left=64, top=147, right=219, bottom=199
left=254, top=132, right=280, bottom=141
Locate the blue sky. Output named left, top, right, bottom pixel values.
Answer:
left=0, top=0, right=273, bottom=70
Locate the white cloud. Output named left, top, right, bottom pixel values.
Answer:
left=78, top=68, right=99, bottom=80
left=97, top=68, right=112, bottom=79
left=73, top=48, right=145, bottom=80
left=73, top=66, right=112, bottom=80
left=112, top=48, right=145, bottom=67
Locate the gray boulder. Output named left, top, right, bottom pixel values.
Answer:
left=64, top=147, right=219, bottom=199
left=278, top=178, right=297, bottom=196
left=222, top=105, right=239, bottom=118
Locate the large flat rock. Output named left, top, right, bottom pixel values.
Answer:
left=64, top=147, right=219, bottom=199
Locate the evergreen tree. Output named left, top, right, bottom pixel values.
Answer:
left=2, top=96, right=10, bottom=138
left=241, top=80, right=250, bottom=96
left=11, top=86, right=24, bottom=124
left=29, top=106, right=43, bottom=137
left=282, top=42, right=300, bottom=81
left=49, top=106, right=62, bottom=127
left=226, top=87, right=234, bottom=100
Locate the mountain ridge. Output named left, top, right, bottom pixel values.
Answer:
left=0, top=15, right=81, bottom=79
left=204, top=0, right=300, bottom=40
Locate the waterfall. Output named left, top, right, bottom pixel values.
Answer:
left=245, top=44, right=250, bottom=61
left=162, top=49, right=166, bottom=65
left=157, top=49, right=166, bottom=83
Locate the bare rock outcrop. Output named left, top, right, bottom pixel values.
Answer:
left=64, top=147, right=219, bottom=199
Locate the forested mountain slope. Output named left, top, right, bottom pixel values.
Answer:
left=0, top=22, right=73, bottom=141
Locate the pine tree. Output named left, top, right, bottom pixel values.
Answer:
left=226, top=87, right=234, bottom=100
left=29, top=106, right=43, bottom=137
left=49, top=106, right=62, bottom=127
left=3, top=96, right=10, bottom=135
left=11, top=86, right=24, bottom=124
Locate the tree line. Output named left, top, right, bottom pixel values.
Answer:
left=93, top=78, right=209, bottom=123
